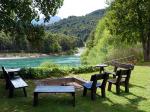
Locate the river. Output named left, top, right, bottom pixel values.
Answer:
left=0, top=55, right=81, bottom=68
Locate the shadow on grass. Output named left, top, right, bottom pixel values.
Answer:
left=129, top=83, right=145, bottom=89
left=79, top=95, right=146, bottom=112
left=77, top=89, right=147, bottom=112
left=103, top=90, right=146, bottom=112
left=0, top=80, right=147, bottom=112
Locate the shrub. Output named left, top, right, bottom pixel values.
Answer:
left=0, top=62, right=99, bottom=79
left=39, top=62, right=60, bottom=68
left=70, top=65, right=99, bottom=74
left=16, top=64, right=99, bottom=79
left=18, top=67, right=69, bottom=79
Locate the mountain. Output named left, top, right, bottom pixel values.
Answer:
left=87, top=9, right=105, bottom=17
left=31, top=16, right=61, bottom=25
left=46, top=9, right=105, bottom=45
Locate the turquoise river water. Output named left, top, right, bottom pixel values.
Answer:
left=0, top=55, right=81, bottom=68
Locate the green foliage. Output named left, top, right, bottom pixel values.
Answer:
left=0, top=30, right=78, bottom=54
left=0, top=63, right=99, bottom=79
left=0, top=0, right=64, bottom=53
left=39, top=62, right=60, bottom=68
left=0, top=0, right=63, bottom=34
left=0, top=8, right=105, bottom=54
left=0, top=31, right=12, bottom=50
left=105, top=0, right=150, bottom=61
left=42, top=32, right=78, bottom=53
left=18, top=67, right=69, bottom=79
left=81, top=15, right=143, bottom=65
left=70, top=66, right=99, bottom=74
left=26, top=25, right=45, bottom=50
left=81, top=18, right=111, bottom=64
left=46, top=9, right=105, bottom=46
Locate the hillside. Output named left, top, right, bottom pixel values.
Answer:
left=46, top=9, right=105, bottom=45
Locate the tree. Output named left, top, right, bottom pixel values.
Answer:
left=106, top=0, right=150, bottom=61
left=0, top=0, right=63, bottom=34
left=26, top=25, right=45, bottom=51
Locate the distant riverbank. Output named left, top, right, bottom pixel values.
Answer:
left=0, top=53, right=49, bottom=60
left=0, top=53, right=71, bottom=60
left=0, top=48, right=85, bottom=60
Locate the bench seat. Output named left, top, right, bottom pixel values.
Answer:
left=11, top=78, right=28, bottom=88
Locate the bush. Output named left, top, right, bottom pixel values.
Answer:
left=16, top=64, right=99, bottom=79
left=0, top=61, right=99, bottom=79
left=70, top=66, right=99, bottom=74
left=18, top=67, right=69, bottom=79
left=39, top=62, right=60, bottom=68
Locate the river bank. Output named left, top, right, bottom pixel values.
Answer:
left=0, top=47, right=85, bottom=60
left=0, top=53, right=49, bottom=60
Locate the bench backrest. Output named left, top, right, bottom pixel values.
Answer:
left=116, top=69, right=131, bottom=84
left=111, top=61, right=134, bottom=73
left=2, top=66, right=28, bottom=89
left=90, top=72, right=109, bottom=89
left=2, top=66, right=10, bottom=82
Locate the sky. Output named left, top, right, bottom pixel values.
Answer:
left=55, top=0, right=108, bottom=18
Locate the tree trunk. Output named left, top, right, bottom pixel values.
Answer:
left=142, top=34, right=150, bottom=62
left=136, top=0, right=150, bottom=61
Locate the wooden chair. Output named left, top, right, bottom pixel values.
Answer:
left=83, top=72, right=110, bottom=100
left=2, top=66, right=28, bottom=98
left=107, top=69, right=132, bottom=94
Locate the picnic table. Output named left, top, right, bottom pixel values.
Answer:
left=95, top=64, right=108, bottom=73
left=33, top=85, right=75, bottom=107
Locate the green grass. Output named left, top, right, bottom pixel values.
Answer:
left=0, top=66, right=150, bottom=112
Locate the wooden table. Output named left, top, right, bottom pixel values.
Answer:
left=33, top=86, right=75, bottom=107
left=95, top=64, right=108, bottom=73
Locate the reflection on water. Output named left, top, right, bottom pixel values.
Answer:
left=0, top=55, right=81, bottom=68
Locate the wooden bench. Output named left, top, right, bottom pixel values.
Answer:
left=106, top=62, right=134, bottom=94
left=108, top=61, right=134, bottom=78
left=83, top=72, right=110, bottom=100
left=2, top=67, right=28, bottom=98
left=108, top=69, right=132, bottom=94
left=33, top=85, right=75, bottom=106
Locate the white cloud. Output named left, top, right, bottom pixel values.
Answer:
left=56, top=0, right=108, bottom=18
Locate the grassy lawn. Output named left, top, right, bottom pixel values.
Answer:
left=0, top=66, right=150, bottom=112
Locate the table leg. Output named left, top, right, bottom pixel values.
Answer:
left=71, top=92, right=75, bottom=107
left=100, top=67, right=104, bottom=74
left=5, top=80, right=9, bottom=89
left=33, top=92, right=38, bottom=106
left=9, top=87, right=14, bottom=98
left=23, top=87, right=27, bottom=97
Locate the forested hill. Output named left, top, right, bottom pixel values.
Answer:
left=46, top=9, right=105, bottom=44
